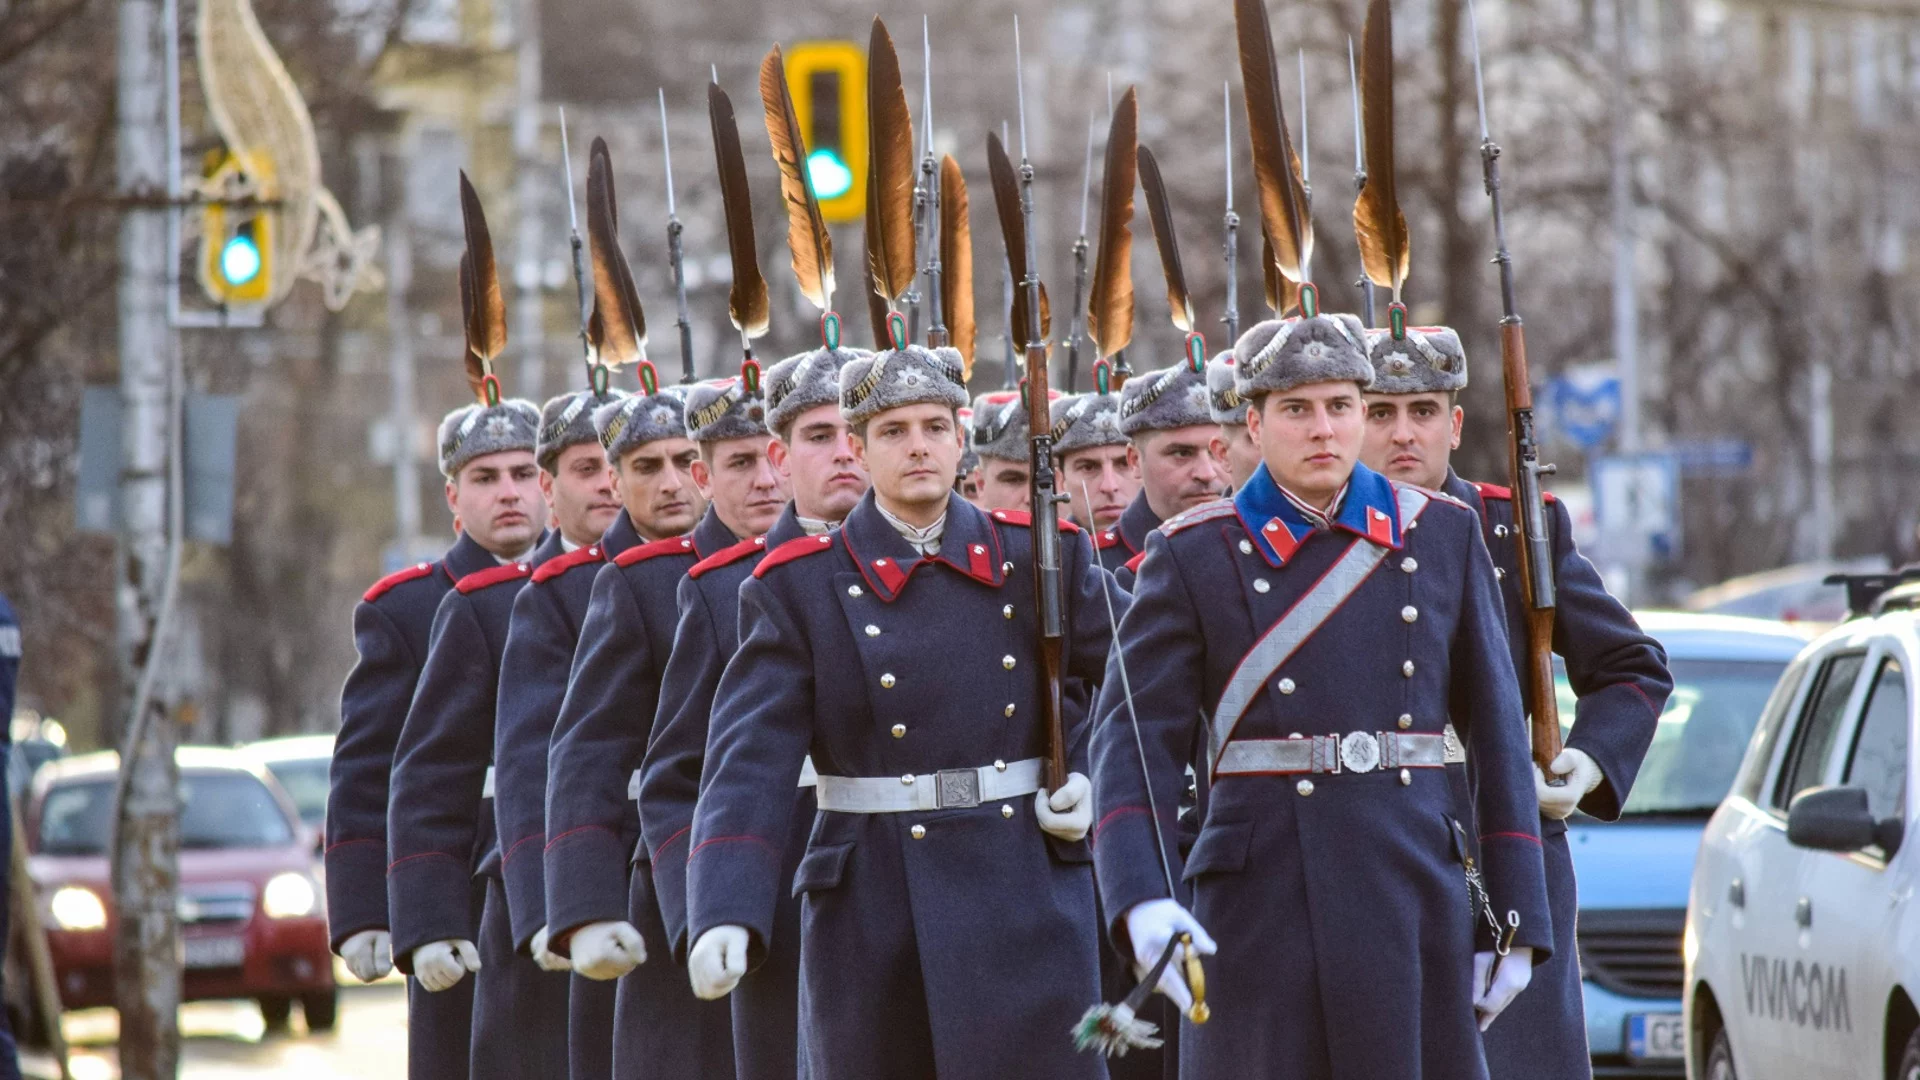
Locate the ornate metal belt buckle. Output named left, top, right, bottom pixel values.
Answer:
left=935, top=768, right=981, bottom=809
left=1338, top=731, right=1381, bottom=774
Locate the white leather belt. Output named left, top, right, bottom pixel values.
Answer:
left=482, top=766, right=495, bottom=799
left=815, top=757, right=1044, bottom=813
left=1215, top=729, right=1464, bottom=777
left=626, top=758, right=818, bottom=802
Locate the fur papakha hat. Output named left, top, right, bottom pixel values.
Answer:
left=438, top=398, right=541, bottom=478
left=1118, top=362, right=1214, bottom=436
left=970, top=388, right=1061, bottom=461
left=1205, top=351, right=1248, bottom=425
left=766, top=346, right=871, bottom=437
left=838, top=345, right=969, bottom=426
left=684, top=376, right=769, bottom=445
left=537, top=388, right=625, bottom=473
left=594, top=384, right=691, bottom=461
left=1364, top=325, right=1468, bottom=396
left=1232, top=314, right=1373, bottom=399
left=1050, top=392, right=1130, bottom=459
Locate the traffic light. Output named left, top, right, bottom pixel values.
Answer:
left=199, top=151, right=274, bottom=307
left=783, top=40, right=867, bottom=224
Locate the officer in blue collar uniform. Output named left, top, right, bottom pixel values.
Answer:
left=684, top=343, right=1115, bottom=1080
left=1091, top=312, right=1553, bottom=1079
left=1204, top=352, right=1261, bottom=493
left=639, top=345, right=870, bottom=1079
left=1359, top=324, right=1672, bottom=1080
left=1051, top=390, right=1139, bottom=570
left=546, top=373, right=785, bottom=1079
left=1109, top=363, right=1229, bottom=590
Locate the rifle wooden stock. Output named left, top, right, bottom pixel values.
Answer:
left=1499, top=320, right=1563, bottom=771
left=1025, top=335, right=1069, bottom=790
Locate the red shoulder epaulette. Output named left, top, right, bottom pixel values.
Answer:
left=363, top=562, right=436, bottom=603
left=1161, top=498, right=1236, bottom=536
left=689, top=535, right=769, bottom=579
left=988, top=508, right=1083, bottom=533
left=1471, top=481, right=1557, bottom=504
left=613, top=535, right=698, bottom=569
left=531, top=543, right=605, bottom=584
left=1124, top=550, right=1148, bottom=574
left=455, top=562, right=531, bottom=594
left=754, top=533, right=838, bottom=578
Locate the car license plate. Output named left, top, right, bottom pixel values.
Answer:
left=1626, top=1012, right=1685, bottom=1062
left=183, top=935, right=245, bottom=969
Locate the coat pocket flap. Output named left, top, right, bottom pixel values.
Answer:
left=1181, top=819, right=1253, bottom=881
left=791, top=841, right=854, bottom=897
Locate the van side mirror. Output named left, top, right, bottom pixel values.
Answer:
left=1786, top=786, right=1879, bottom=852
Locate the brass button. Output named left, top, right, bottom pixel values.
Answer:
left=1296, top=779, right=1314, bottom=797
left=1253, top=579, right=1271, bottom=594
left=910, top=824, right=926, bottom=839
left=880, top=673, right=896, bottom=688
left=891, top=724, right=907, bottom=739
left=1398, top=713, right=1413, bottom=730
left=1003, top=604, right=1015, bottom=619
left=1400, top=768, right=1413, bottom=786
left=1277, top=678, right=1296, bottom=695
left=900, top=774, right=915, bottom=785
left=1239, top=540, right=1254, bottom=555
left=1001, top=804, right=1015, bottom=819
left=866, top=624, right=881, bottom=637
left=994, top=759, right=1008, bottom=771
left=1401, top=557, right=1417, bottom=573
left=1004, top=703, right=1016, bottom=717
left=1402, top=660, right=1415, bottom=678
left=1003, top=655, right=1017, bottom=670
left=1401, top=606, right=1419, bottom=623
left=849, top=585, right=864, bottom=597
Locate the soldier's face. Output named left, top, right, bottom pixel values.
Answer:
left=613, top=437, right=704, bottom=540
left=771, top=404, right=868, bottom=523
left=853, top=404, right=963, bottom=516
left=447, top=450, right=545, bottom=558
left=974, top=456, right=1031, bottom=514
left=1246, top=382, right=1364, bottom=506
left=1361, top=393, right=1462, bottom=491
left=1059, top=446, right=1136, bottom=529
left=1211, top=423, right=1263, bottom=490
left=691, top=435, right=788, bottom=538
left=1128, top=426, right=1229, bottom=520
left=541, top=442, right=621, bottom=548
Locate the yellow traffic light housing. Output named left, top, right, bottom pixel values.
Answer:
left=783, top=40, right=867, bottom=224
left=199, top=151, right=274, bottom=307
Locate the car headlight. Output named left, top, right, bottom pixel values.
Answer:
left=49, top=886, right=107, bottom=931
left=262, top=872, right=317, bottom=919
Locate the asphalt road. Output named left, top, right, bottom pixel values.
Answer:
left=22, top=981, right=409, bottom=1080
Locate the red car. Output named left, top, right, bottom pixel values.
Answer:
left=26, top=747, right=338, bottom=1031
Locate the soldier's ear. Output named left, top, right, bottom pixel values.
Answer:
left=1450, top=405, right=1465, bottom=449
left=689, top=458, right=714, bottom=497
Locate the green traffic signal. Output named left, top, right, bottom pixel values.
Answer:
left=220, top=229, right=263, bottom=286
left=806, top=149, right=855, bottom=200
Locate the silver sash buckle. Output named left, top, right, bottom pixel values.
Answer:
left=935, top=768, right=981, bottom=809
left=1339, top=731, right=1381, bottom=774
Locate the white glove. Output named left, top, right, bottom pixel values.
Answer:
left=1122, top=898, right=1218, bottom=1011
left=411, top=939, right=480, bottom=992
left=689, top=925, right=751, bottom=1000
left=570, top=920, right=646, bottom=981
left=1534, top=747, right=1603, bottom=820
left=339, top=929, right=392, bottom=984
left=1034, top=772, right=1093, bottom=842
left=530, top=925, right=573, bottom=973
left=1473, top=947, right=1534, bottom=1031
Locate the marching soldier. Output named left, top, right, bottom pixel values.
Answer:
left=1358, top=325, right=1672, bottom=1080
left=955, top=404, right=984, bottom=505
left=545, top=374, right=784, bottom=1078
left=967, top=388, right=1058, bottom=514
left=1090, top=313, right=1552, bottom=1078
left=326, top=390, right=544, bottom=1080
left=388, top=384, right=631, bottom=1077
left=1051, top=390, right=1139, bottom=567
left=639, top=345, right=871, bottom=1079
left=1204, top=352, right=1260, bottom=491
left=683, top=344, right=1114, bottom=1079
left=1107, top=361, right=1230, bottom=588
left=491, top=378, right=661, bottom=1080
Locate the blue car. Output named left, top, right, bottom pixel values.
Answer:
left=1563, top=612, right=1809, bottom=1077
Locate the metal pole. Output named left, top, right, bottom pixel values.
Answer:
left=386, top=211, right=423, bottom=558
left=113, top=0, right=182, bottom=1071
left=1610, top=0, right=1639, bottom=457
left=1809, top=362, right=1834, bottom=561
left=511, top=0, right=545, bottom=398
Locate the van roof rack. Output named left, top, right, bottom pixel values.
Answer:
left=1824, top=568, right=1920, bottom=620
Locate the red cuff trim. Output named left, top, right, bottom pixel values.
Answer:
left=686, top=834, right=779, bottom=862
left=502, top=832, right=544, bottom=865
left=324, top=837, right=383, bottom=855
left=542, top=824, right=614, bottom=853
left=1479, top=831, right=1542, bottom=846
left=1094, top=805, right=1150, bottom=840
left=652, top=825, right=692, bottom=864
left=1621, top=681, right=1661, bottom=717
left=387, top=851, right=461, bottom=871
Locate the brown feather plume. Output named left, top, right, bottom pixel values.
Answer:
left=862, top=169, right=891, bottom=349
left=866, top=18, right=917, bottom=310
left=459, top=172, right=508, bottom=368
left=939, top=154, right=976, bottom=380
left=1137, top=143, right=1193, bottom=333
left=986, top=130, right=1050, bottom=348
left=1354, top=0, right=1409, bottom=300
left=1260, top=228, right=1300, bottom=316
left=587, top=138, right=645, bottom=368
left=708, top=79, right=770, bottom=339
left=1088, top=86, right=1138, bottom=360
left=1235, top=0, right=1313, bottom=286
left=458, top=251, right=486, bottom=402
left=759, top=45, right=835, bottom=312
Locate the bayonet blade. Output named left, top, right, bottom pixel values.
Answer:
left=1348, top=38, right=1365, bottom=173
left=658, top=90, right=678, bottom=216
left=1224, top=83, right=1234, bottom=211
left=1078, top=112, right=1096, bottom=237
left=922, top=16, right=935, bottom=157
left=1298, top=50, right=1310, bottom=189
left=559, top=107, right=579, bottom=233
left=1466, top=0, right=1492, bottom=141
left=1013, top=17, right=1030, bottom=162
